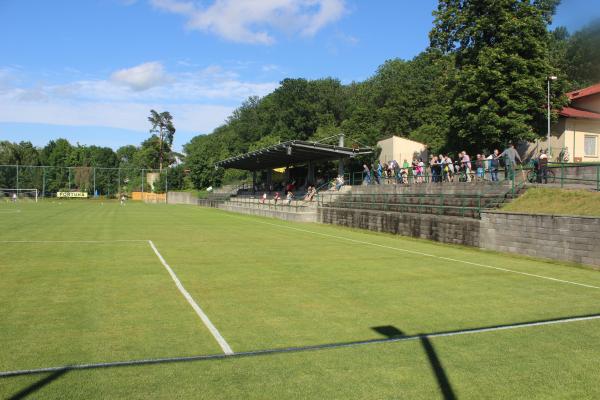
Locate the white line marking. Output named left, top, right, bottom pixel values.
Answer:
left=148, top=240, right=233, bottom=355
left=0, top=239, right=147, bottom=243
left=2, top=313, right=599, bottom=378
left=222, top=213, right=600, bottom=290
left=0, top=209, right=21, bottom=213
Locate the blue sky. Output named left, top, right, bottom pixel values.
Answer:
left=1, top=0, right=599, bottom=152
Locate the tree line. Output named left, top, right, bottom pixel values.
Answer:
left=0, top=110, right=189, bottom=194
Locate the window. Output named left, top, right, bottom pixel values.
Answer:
left=584, top=135, right=598, bottom=157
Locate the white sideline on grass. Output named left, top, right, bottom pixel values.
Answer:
left=224, top=214, right=600, bottom=290
left=148, top=240, right=234, bottom=355
left=0, top=239, right=147, bottom=243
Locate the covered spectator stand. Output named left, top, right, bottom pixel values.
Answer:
left=215, top=139, right=372, bottom=192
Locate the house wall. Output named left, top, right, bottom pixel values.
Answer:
left=378, top=136, right=427, bottom=164
left=566, top=119, right=600, bottom=162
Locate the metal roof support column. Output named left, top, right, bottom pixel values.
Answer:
left=266, top=168, right=273, bottom=191
left=338, top=133, right=345, bottom=178
left=307, top=160, right=315, bottom=185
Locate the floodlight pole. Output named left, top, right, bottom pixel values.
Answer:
left=16, top=162, right=19, bottom=191
left=93, top=167, right=96, bottom=197
left=141, top=169, right=144, bottom=194
left=338, top=133, right=345, bottom=177
left=547, top=76, right=557, bottom=156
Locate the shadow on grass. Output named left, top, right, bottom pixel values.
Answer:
left=1, top=312, right=598, bottom=393
left=372, top=325, right=456, bottom=400
left=8, top=368, right=69, bottom=400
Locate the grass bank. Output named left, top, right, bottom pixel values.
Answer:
left=501, top=187, right=600, bottom=217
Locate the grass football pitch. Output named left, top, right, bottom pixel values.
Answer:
left=1, top=200, right=599, bottom=399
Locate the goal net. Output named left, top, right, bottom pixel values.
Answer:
left=0, top=188, right=39, bottom=202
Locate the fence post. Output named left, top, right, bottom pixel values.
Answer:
left=560, top=162, right=564, bottom=188
left=42, top=167, right=46, bottom=198
left=511, top=171, right=515, bottom=196
left=165, top=170, right=169, bottom=204
left=16, top=162, right=19, bottom=191
left=141, top=169, right=144, bottom=194
left=93, top=168, right=96, bottom=197
left=597, top=164, right=599, bottom=192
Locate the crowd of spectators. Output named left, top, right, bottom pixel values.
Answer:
left=360, top=143, right=543, bottom=185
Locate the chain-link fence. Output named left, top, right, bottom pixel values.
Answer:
left=0, top=165, right=169, bottom=199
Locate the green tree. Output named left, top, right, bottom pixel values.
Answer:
left=563, top=20, right=600, bottom=89
left=148, top=110, right=176, bottom=171
left=429, top=0, right=567, bottom=151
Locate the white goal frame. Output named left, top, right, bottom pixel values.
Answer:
left=0, top=188, right=39, bottom=202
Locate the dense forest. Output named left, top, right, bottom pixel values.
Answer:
left=2, top=1, right=599, bottom=191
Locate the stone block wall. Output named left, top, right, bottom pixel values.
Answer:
left=318, top=207, right=480, bottom=246
left=480, top=211, right=600, bottom=267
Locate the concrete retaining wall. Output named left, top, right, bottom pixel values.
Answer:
left=480, top=211, right=600, bottom=267
left=318, top=207, right=480, bottom=246
left=219, top=203, right=317, bottom=223
left=167, top=191, right=200, bottom=205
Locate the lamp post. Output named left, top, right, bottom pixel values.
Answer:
left=547, top=76, right=557, bottom=155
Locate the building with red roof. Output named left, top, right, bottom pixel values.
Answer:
left=548, top=82, right=600, bottom=162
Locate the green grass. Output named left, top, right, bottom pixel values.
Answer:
left=501, top=187, right=600, bottom=216
left=1, top=200, right=599, bottom=399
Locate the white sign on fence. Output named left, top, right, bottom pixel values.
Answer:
left=57, top=192, right=88, bottom=198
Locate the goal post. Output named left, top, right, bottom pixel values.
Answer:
left=0, top=188, right=38, bottom=202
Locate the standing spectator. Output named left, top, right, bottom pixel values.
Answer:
left=445, top=155, right=454, bottom=182
left=363, top=164, right=371, bottom=185
left=429, top=155, right=437, bottom=183
left=373, top=162, right=381, bottom=184
left=538, top=150, right=549, bottom=184
left=475, top=154, right=485, bottom=181
left=500, top=143, right=522, bottom=180
left=489, top=149, right=500, bottom=182
left=461, top=151, right=472, bottom=182
left=377, top=162, right=383, bottom=183
left=274, top=192, right=281, bottom=205
left=417, top=158, right=425, bottom=183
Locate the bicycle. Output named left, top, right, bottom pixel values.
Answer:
left=526, top=167, right=556, bottom=184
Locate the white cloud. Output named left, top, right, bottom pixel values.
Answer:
left=110, top=61, right=169, bottom=91
left=0, top=99, right=234, bottom=133
left=0, top=62, right=278, bottom=135
left=151, top=0, right=347, bottom=44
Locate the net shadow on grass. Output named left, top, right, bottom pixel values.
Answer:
left=1, top=312, right=599, bottom=381
left=372, top=325, right=456, bottom=400
left=8, top=368, right=69, bottom=400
